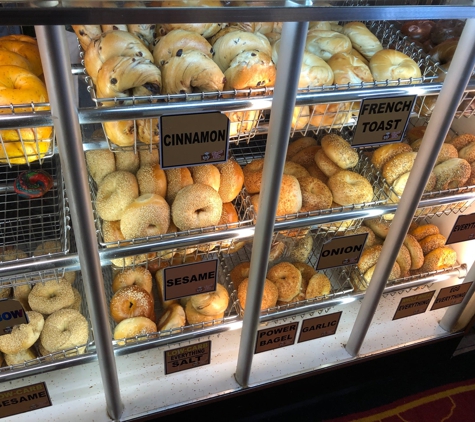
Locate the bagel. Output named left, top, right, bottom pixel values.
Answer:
left=327, top=170, right=374, bottom=205
left=371, top=143, right=413, bottom=171
left=114, top=317, right=157, bottom=345
left=306, top=273, right=332, bottom=299
left=358, top=245, right=383, bottom=274
left=432, top=158, right=471, bottom=190
left=185, top=300, right=224, bottom=325
left=266, top=262, right=302, bottom=302
left=298, top=176, right=333, bottom=212
left=305, top=30, right=352, bottom=61
left=0, top=48, right=34, bottom=72
left=110, top=285, right=154, bottom=323
left=72, top=24, right=102, bottom=50
left=314, top=148, right=342, bottom=177
left=284, top=161, right=310, bottom=180
left=120, top=193, right=170, bottom=240
left=115, top=151, right=140, bottom=174
left=136, top=163, right=167, bottom=197
left=102, top=120, right=136, bottom=147
left=157, top=303, right=186, bottom=331
left=403, top=234, right=424, bottom=270
left=190, top=164, right=221, bottom=192
left=4, top=348, right=37, bottom=366
left=190, top=283, right=229, bottom=316
left=327, top=51, right=373, bottom=85
left=382, top=152, right=417, bottom=185
left=112, top=266, right=153, bottom=294
left=419, top=234, right=447, bottom=255
left=321, top=133, right=359, bottom=169
left=165, top=167, right=193, bottom=204
left=237, top=277, right=279, bottom=311
left=85, top=149, right=116, bottom=185
left=409, top=223, right=440, bottom=241
left=286, top=137, right=318, bottom=160
left=289, top=145, right=321, bottom=169
left=369, top=49, right=422, bottom=83
left=287, top=233, right=313, bottom=263
left=449, top=133, right=475, bottom=151
left=137, top=118, right=160, bottom=145
left=84, top=30, right=154, bottom=84
left=459, top=142, right=475, bottom=164
left=342, top=22, right=383, bottom=60
left=172, top=183, right=223, bottom=230
left=229, top=262, right=251, bottom=290
left=363, top=261, right=401, bottom=284
left=95, top=171, right=139, bottom=221
left=28, top=279, right=75, bottom=315
left=418, top=246, right=457, bottom=273
left=40, top=309, right=89, bottom=353
left=0, top=311, right=44, bottom=355
left=0, top=37, right=43, bottom=76
left=0, top=65, right=52, bottom=145
left=215, top=158, right=244, bottom=203
left=353, top=225, right=377, bottom=249
left=396, top=244, right=412, bottom=276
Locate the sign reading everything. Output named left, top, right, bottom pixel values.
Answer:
left=352, top=95, right=416, bottom=147
left=163, top=259, right=218, bottom=301
left=316, top=233, right=368, bottom=270
left=0, top=299, right=29, bottom=333
left=164, top=341, right=211, bottom=375
left=298, top=312, right=342, bottom=343
left=393, top=291, right=435, bottom=320
left=255, top=322, right=298, bottom=354
left=0, top=382, right=52, bottom=419
left=446, top=213, right=475, bottom=245
left=431, top=283, right=473, bottom=311
left=160, top=111, right=229, bottom=169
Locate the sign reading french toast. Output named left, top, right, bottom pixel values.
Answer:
left=255, top=322, right=298, bottom=354
left=446, top=213, right=475, bottom=244
left=163, top=259, right=218, bottom=301
left=393, top=291, right=435, bottom=320
left=0, top=299, right=29, bottom=333
left=0, top=382, right=52, bottom=418
left=352, top=95, right=416, bottom=147
left=164, top=340, right=211, bottom=375
left=431, top=282, right=473, bottom=311
left=160, top=111, right=229, bottom=169
left=316, top=233, right=367, bottom=270
left=298, top=312, right=342, bottom=343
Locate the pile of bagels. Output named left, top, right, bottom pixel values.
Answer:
left=370, top=126, right=475, bottom=215
left=86, top=148, right=246, bottom=264
left=0, top=34, right=53, bottom=164
left=110, top=255, right=231, bottom=343
left=75, top=19, right=423, bottom=145
left=352, top=219, right=457, bottom=290
left=0, top=243, right=87, bottom=366
left=243, top=133, right=374, bottom=222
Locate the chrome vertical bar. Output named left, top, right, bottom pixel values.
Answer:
left=346, top=18, right=475, bottom=357
left=234, top=20, right=309, bottom=387
left=35, top=26, right=124, bottom=419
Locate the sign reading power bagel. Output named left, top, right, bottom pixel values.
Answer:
left=159, top=111, right=229, bottom=169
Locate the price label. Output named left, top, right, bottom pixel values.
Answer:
left=0, top=299, right=29, bottom=334
left=316, top=233, right=367, bottom=270
left=163, top=259, right=218, bottom=301
left=254, top=322, right=298, bottom=354
left=352, top=95, right=415, bottom=147
left=393, top=291, right=435, bottom=320
left=298, top=312, right=342, bottom=343
left=160, top=111, right=229, bottom=169
left=446, top=213, right=475, bottom=245
left=431, top=282, right=473, bottom=311
left=164, top=341, right=211, bottom=375
left=0, top=382, right=52, bottom=419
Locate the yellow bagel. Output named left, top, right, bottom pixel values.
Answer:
left=0, top=37, right=43, bottom=76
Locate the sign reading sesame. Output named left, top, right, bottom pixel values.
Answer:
left=160, top=111, right=229, bottom=169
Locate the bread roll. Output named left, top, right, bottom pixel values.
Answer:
left=369, top=49, right=421, bottom=83
left=327, top=52, right=373, bottom=85
left=305, top=30, right=352, bottom=61
left=342, top=22, right=383, bottom=60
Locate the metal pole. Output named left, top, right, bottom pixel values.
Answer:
left=234, top=20, right=309, bottom=387
left=35, top=25, right=124, bottom=419
left=345, top=18, right=475, bottom=357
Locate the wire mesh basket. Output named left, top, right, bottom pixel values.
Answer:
left=104, top=253, right=240, bottom=346
left=0, top=103, right=55, bottom=167
left=0, top=155, right=71, bottom=280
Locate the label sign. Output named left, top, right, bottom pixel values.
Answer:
left=0, top=299, right=28, bottom=333
left=255, top=322, right=298, bottom=354
left=352, top=95, right=416, bottom=147
left=0, top=382, right=52, bottom=419
left=431, top=282, right=473, bottom=311
left=393, top=291, right=435, bottom=320
left=298, top=312, right=342, bottom=343
left=160, top=111, right=229, bottom=169
left=316, top=233, right=367, bottom=270
left=446, top=213, right=475, bottom=244
left=164, top=340, right=211, bottom=375
left=163, top=259, right=218, bottom=301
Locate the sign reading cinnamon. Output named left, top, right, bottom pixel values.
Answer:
left=163, top=259, right=218, bottom=301
left=446, top=213, right=475, bottom=244
left=352, top=95, right=415, bottom=147
left=160, top=111, right=229, bottom=169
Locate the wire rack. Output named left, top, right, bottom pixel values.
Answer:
left=103, top=253, right=240, bottom=346
left=0, top=103, right=55, bottom=167
left=89, top=171, right=254, bottom=268
left=222, top=239, right=354, bottom=317
left=231, top=135, right=389, bottom=234
left=80, top=19, right=442, bottom=151
left=0, top=155, right=71, bottom=279
left=376, top=117, right=475, bottom=221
